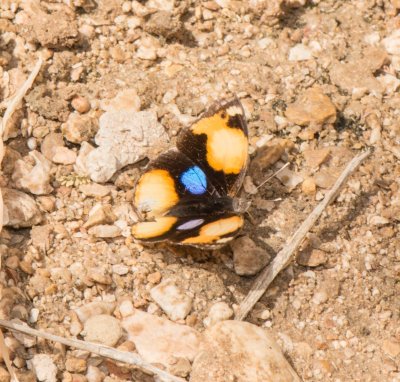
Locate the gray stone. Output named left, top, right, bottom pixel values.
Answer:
left=230, top=236, right=271, bottom=276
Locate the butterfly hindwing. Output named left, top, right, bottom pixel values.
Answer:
left=133, top=213, right=244, bottom=247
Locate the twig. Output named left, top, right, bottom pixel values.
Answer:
left=256, top=162, right=290, bottom=190
left=235, top=150, right=371, bottom=321
left=0, top=319, right=185, bottom=382
left=1, top=56, right=43, bottom=142
left=0, top=329, right=19, bottom=382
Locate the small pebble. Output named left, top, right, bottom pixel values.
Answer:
left=312, top=290, right=329, bottom=305
left=75, top=302, right=116, bottom=323
left=52, top=147, right=77, bottom=165
left=122, top=1, right=132, bottom=13
left=147, top=271, right=162, bottom=284
left=230, top=236, right=271, bottom=276
left=88, top=225, right=121, bottom=238
left=122, top=309, right=201, bottom=367
left=110, top=46, right=126, bottom=63
left=286, top=87, right=337, bottom=126
left=297, top=249, right=327, bottom=267
left=112, top=264, right=129, bottom=275
left=84, top=204, right=117, bottom=229
left=27, top=137, right=37, bottom=150
left=289, top=44, right=313, bottom=61
left=71, top=96, right=91, bottom=114
left=119, top=300, right=135, bottom=318
left=370, top=215, right=390, bottom=226
left=150, top=279, right=193, bottom=321
left=87, top=268, right=113, bottom=285
left=65, top=357, right=87, bottom=373
left=84, top=314, right=122, bottom=347
left=30, top=354, right=57, bottom=382
left=302, top=177, right=317, bottom=195
left=29, top=308, right=40, bottom=323
left=86, top=365, right=105, bottom=382
left=168, top=357, right=192, bottom=378
left=79, top=183, right=111, bottom=198
left=204, top=302, right=233, bottom=326
left=303, top=148, right=331, bottom=167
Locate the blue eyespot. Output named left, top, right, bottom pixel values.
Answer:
left=180, top=166, right=207, bottom=195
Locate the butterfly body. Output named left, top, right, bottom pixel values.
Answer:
left=132, top=98, right=249, bottom=248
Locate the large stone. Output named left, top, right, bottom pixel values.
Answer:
left=190, top=321, right=301, bottom=382
left=285, top=87, right=336, bottom=126
left=86, top=110, right=167, bottom=182
left=122, top=309, right=201, bottom=368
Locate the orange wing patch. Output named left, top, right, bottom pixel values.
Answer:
left=191, top=111, right=247, bottom=175
left=182, top=215, right=243, bottom=244
left=134, top=169, right=179, bottom=218
left=132, top=217, right=178, bottom=239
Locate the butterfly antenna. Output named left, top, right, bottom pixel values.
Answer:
left=256, top=162, right=290, bottom=190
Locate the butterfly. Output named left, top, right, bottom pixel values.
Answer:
left=132, top=98, right=249, bottom=248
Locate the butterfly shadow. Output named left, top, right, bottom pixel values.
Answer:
left=233, top=184, right=378, bottom=330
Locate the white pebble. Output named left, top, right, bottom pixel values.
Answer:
left=29, top=308, right=40, bottom=323
left=204, top=302, right=233, bottom=327
left=383, top=30, right=400, bottom=55
left=289, top=44, right=313, bottom=61
left=122, top=1, right=132, bottom=13
left=27, top=137, right=37, bottom=150
left=119, top=300, right=135, bottom=317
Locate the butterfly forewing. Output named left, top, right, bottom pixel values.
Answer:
left=177, top=98, right=248, bottom=197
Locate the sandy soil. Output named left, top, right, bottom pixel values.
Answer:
left=0, top=0, right=400, bottom=381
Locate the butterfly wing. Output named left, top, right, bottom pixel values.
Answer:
left=133, top=149, right=235, bottom=242
left=176, top=98, right=249, bottom=197
left=133, top=212, right=244, bottom=247
left=132, top=98, right=248, bottom=247
left=134, top=149, right=217, bottom=220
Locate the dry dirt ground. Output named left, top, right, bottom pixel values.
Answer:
left=0, top=0, right=400, bottom=381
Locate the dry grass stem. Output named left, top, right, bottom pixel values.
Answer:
left=1, top=57, right=43, bottom=143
